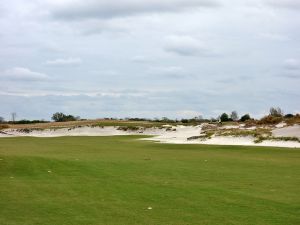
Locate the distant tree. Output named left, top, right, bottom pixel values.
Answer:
left=52, top=112, right=66, bottom=122
left=230, top=111, right=239, bottom=121
left=269, top=107, right=283, bottom=117
left=240, top=114, right=251, bottom=122
left=51, top=112, right=78, bottom=122
left=181, top=119, right=189, bottom=123
left=0, top=116, right=4, bottom=122
left=11, top=112, right=17, bottom=122
left=220, top=113, right=229, bottom=122
left=284, top=114, right=294, bottom=118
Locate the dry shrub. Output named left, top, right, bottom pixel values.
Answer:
left=285, top=114, right=300, bottom=125
left=0, top=124, right=9, bottom=130
left=244, top=119, right=257, bottom=127
left=257, top=115, right=283, bottom=125
left=201, top=123, right=218, bottom=131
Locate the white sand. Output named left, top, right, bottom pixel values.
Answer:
left=0, top=127, right=128, bottom=137
left=1, top=125, right=299, bottom=148
left=272, top=125, right=300, bottom=138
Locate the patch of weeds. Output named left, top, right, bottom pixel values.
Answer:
left=117, top=126, right=141, bottom=131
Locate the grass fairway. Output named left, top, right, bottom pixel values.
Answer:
left=0, top=136, right=299, bottom=225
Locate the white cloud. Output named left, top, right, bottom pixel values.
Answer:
left=164, top=35, right=217, bottom=57
left=45, top=57, right=82, bottom=66
left=0, top=67, right=49, bottom=81
left=284, top=58, right=300, bottom=70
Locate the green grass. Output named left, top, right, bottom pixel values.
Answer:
left=0, top=136, right=299, bottom=225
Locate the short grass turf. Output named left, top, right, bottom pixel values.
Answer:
left=0, top=136, right=299, bottom=225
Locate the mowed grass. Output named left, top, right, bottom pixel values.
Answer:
left=0, top=136, right=299, bottom=225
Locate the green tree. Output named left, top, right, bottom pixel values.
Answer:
left=240, top=114, right=251, bottom=122
left=220, top=113, right=229, bottom=122
left=51, top=112, right=66, bottom=122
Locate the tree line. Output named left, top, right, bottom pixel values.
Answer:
left=0, top=107, right=298, bottom=124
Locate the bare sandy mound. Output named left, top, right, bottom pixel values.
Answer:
left=0, top=127, right=128, bottom=137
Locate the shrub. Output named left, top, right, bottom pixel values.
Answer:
left=240, top=114, right=251, bottom=122
left=10, top=120, right=48, bottom=124
left=258, top=115, right=283, bottom=125
left=284, top=114, right=294, bottom=118
left=285, top=114, right=300, bottom=125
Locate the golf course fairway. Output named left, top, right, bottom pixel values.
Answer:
left=0, top=136, right=299, bottom=225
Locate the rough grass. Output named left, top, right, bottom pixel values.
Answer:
left=0, top=136, right=299, bottom=225
left=5, top=120, right=179, bottom=130
left=199, top=128, right=300, bottom=143
left=0, top=124, right=9, bottom=130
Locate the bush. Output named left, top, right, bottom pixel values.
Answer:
left=10, top=120, right=48, bottom=124
left=284, top=114, right=294, bottom=118
left=240, top=114, right=251, bottom=122
left=258, top=115, right=283, bottom=125
left=285, top=114, right=300, bottom=125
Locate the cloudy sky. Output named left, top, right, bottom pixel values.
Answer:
left=0, top=0, right=299, bottom=120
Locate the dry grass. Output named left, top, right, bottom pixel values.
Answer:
left=5, top=119, right=160, bottom=130
left=0, top=124, right=9, bottom=130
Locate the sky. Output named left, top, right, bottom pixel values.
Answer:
left=0, top=0, right=299, bottom=120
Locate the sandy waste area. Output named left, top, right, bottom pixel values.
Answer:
left=1, top=124, right=299, bottom=148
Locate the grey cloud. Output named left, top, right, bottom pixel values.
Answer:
left=266, top=0, right=300, bottom=10
left=148, top=66, right=190, bottom=78
left=258, top=33, right=290, bottom=41
left=131, top=55, right=152, bottom=64
left=164, top=35, right=217, bottom=57
left=281, top=59, right=300, bottom=79
left=0, top=67, right=49, bottom=81
left=49, top=0, right=220, bottom=20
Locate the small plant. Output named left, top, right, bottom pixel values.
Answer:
left=117, top=126, right=140, bottom=131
